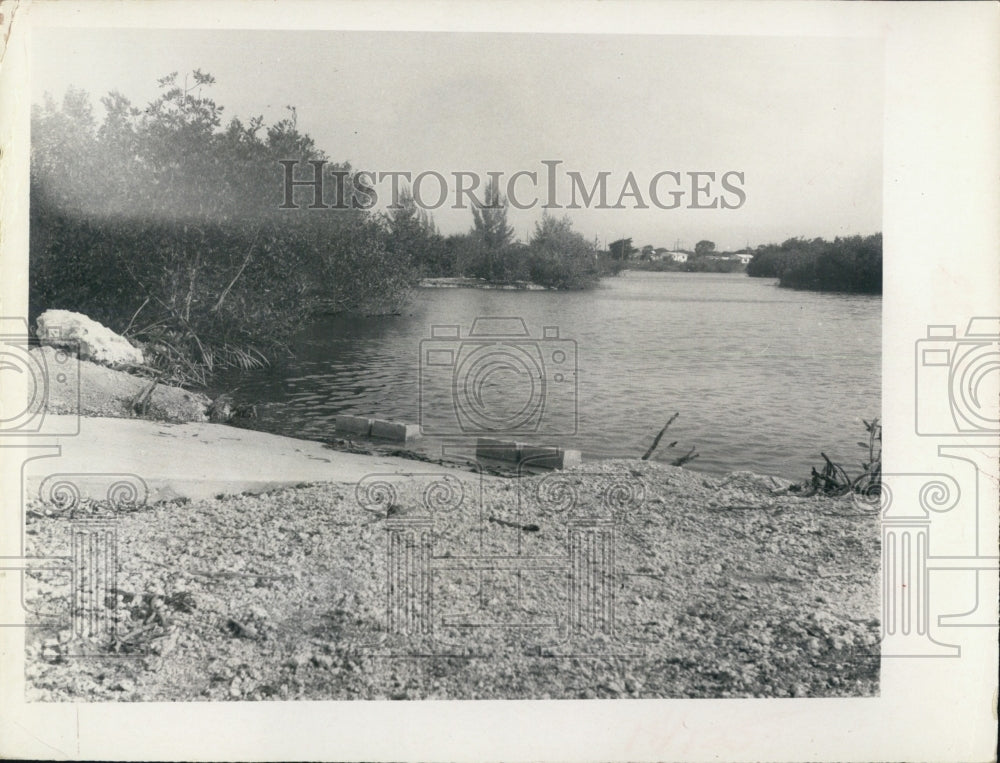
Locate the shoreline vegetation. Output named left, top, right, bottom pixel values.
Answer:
left=419, top=277, right=549, bottom=291
left=31, top=71, right=881, bottom=390
left=29, top=73, right=619, bottom=387
left=745, top=234, right=882, bottom=294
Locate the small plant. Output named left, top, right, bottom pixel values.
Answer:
left=853, top=417, right=882, bottom=495
left=794, top=418, right=881, bottom=497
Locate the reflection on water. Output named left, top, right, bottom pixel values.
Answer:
left=221, top=271, right=881, bottom=480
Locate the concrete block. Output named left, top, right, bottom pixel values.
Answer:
left=519, top=445, right=583, bottom=470
left=476, top=437, right=522, bottom=463
left=370, top=419, right=421, bottom=443
left=335, top=415, right=372, bottom=437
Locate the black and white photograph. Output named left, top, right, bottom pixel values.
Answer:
left=0, top=2, right=996, bottom=761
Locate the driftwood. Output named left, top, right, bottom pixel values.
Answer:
left=641, top=413, right=700, bottom=466
left=487, top=515, right=540, bottom=532
left=672, top=446, right=699, bottom=467
left=642, top=413, right=679, bottom=460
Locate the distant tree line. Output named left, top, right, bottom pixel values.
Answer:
left=608, top=237, right=745, bottom=273
left=746, top=235, right=882, bottom=293
left=631, top=257, right=745, bottom=274
left=398, top=180, right=625, bottom=290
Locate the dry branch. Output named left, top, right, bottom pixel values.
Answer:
left=642, top=413, right=679, bottom=460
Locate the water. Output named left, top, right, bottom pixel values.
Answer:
left=223, top=272, right=880, bottom=480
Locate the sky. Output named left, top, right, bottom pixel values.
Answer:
left=32, top=28, right=883, bottom=251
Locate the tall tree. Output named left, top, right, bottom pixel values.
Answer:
left=470, top=178, right=514, bottom=249
left=530, top=212, right=592, bottom=255
left=608, top=237, right=637, bottom=261
left=694, top=239, right=716, bottom=257
left=383, top=186, right=449, bottom=275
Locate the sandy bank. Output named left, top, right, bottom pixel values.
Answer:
left=17, top=370, right=880, bottom=701
left=23, top=415, right=484, bottom=504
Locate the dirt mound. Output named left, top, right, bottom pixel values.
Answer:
left=32, top=346, right=210, bottom=423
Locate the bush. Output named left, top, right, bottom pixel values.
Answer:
left=389, top=207, right=621, bottom=291
left=30, top=73, right=417, bottom=384
left=527, top=249, right=595, bottom=290
left=315, top=220, right=417, bottom=315
left=31, top=203, right=325, bottom=384
left=523, top=214, right=607, bottom=289
left=747, top=235, right=882, bottom=293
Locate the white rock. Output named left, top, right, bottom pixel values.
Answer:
left=36, top=310, right=144, bottom=367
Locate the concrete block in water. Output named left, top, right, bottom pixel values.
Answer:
left=476, top=437, right=522, bottom=463
left=519, top=445, right=582, bottom=470
left=370, top=419, right=421, bottom=442
left=335, top=415, right=373, bottom=437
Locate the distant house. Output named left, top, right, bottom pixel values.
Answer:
left=735, top=252, right=754, bottom=265
left=666, top=251, right=688, bottom=263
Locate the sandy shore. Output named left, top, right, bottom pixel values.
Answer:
left=19, top=415, right=880, bottom=701
left=24, top=415, right=486, bottom=504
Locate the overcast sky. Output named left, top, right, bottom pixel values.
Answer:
left=33, top=28, right=882, bottom=251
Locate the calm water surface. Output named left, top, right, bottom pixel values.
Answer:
left=225, top=272, right=880, bottom=480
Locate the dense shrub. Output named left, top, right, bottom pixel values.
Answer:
left=524, top=214, right=605, bottom=289
left=418, top=213, right=621, bottom=290
left=31, top=73, right=416, bottom=384
left=747, top=235, right=882, bottom=293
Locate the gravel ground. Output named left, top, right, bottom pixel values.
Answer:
left=23, top=459, right=880, bottom=700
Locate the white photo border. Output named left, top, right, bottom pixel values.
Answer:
left=1, top=1, right=997, bottom=761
